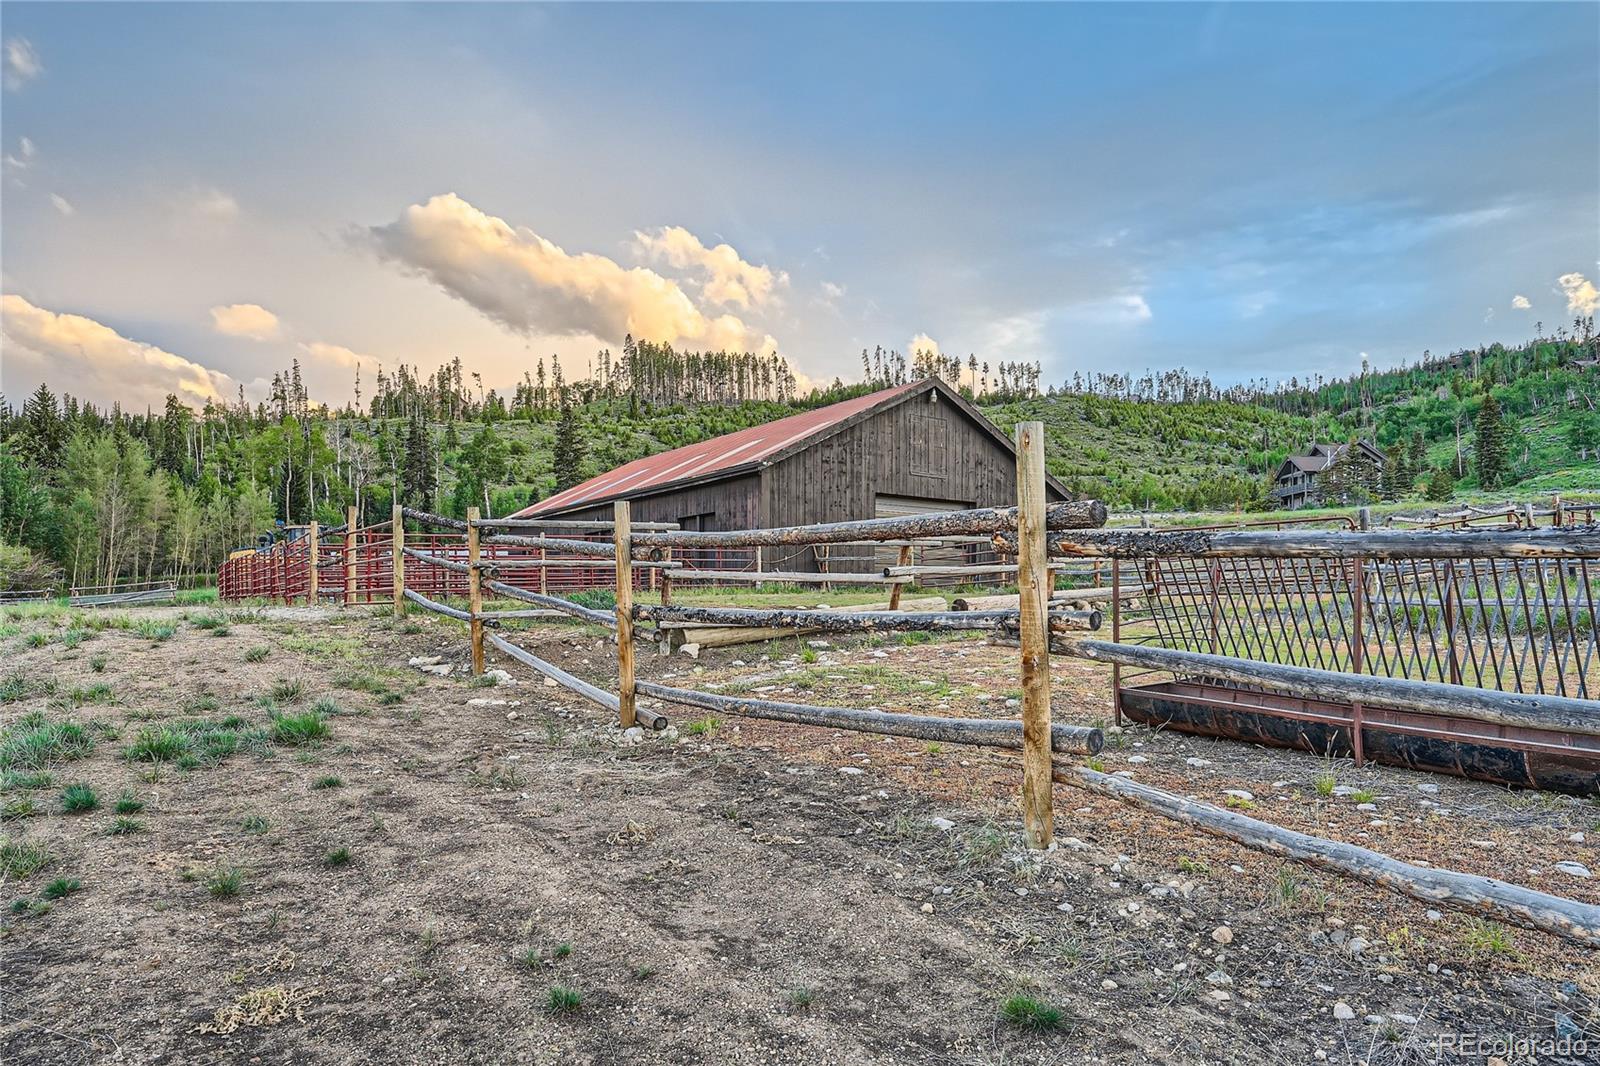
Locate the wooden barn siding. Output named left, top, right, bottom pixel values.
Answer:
left=762, top=396, right=1035, bottom=573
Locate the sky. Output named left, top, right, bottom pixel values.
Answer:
left=1, top=2, right=1597, bottom=413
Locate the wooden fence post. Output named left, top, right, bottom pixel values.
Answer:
left=888, top=545, right=912, bottom=610
left=307, top=521, right=320, bottom=607
left=614, top=501, right=637, bottom=729
left=467, top=507, right=484, bottom=675
left=392, top=503, right=406, bottom=617
left=344, top=506, right=357, bottom=606
left=1015, top=421, right=1053, bottom=849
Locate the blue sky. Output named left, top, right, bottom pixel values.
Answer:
left=2, top=2, right=1596, bottom=411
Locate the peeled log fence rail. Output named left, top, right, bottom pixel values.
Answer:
left=636, top=681, right=1103, bottom=755
left=992, top=525, right=1600, bottom=560
left=1062, top=766, right=1600, bottom=945
left=1056, top=638, right=1600, bottom=738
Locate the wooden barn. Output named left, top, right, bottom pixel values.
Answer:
left=509, top=377, right=1070, bottom=572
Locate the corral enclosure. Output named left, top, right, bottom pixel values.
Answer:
left=6, top=425, right=1600, bottom=1064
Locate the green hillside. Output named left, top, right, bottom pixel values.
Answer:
left=2, top=330, right=1595, bottom=590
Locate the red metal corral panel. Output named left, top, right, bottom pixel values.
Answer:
left=513, top=382, right=919, bottom=517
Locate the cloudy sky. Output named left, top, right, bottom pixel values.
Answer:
left=2, top=2, right=1596, bottom=411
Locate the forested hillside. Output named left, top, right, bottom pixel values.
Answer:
left=1, top=327, right=1595, bottom=590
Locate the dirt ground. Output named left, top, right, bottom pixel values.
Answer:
left=1, top=604, right=1596, bottom=1065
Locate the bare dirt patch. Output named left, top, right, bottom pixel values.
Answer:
left=1, top=607, right=1595, bottom=1064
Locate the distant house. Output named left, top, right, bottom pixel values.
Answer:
left=1270, top=441, right=1386, bottom=509
left=509, top=377, right=1070, bottom=572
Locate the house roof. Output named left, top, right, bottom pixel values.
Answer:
left=513, top=377, right=1067, bottom=518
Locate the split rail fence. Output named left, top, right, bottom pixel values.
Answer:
left=218, top=432, right=1600, bottom=947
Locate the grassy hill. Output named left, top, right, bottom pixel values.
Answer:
left=398, top=335, right=1597, bottom=518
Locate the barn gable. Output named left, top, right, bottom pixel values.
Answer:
left=512, top=377, right=1066, bottom=522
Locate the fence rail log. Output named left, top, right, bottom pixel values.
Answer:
left=668, top=568, right=909, bottom=586
left=472, top=517, right=680, bottom=531
left=483, top=579, right=617, bottom=628
left=630, top=500, right=1107, bottom=550
left=953, top=588, right=1148, bottom=612
left=994, top=526, right=1599, bottom=561
left=401, top=546, right=473, bottom=574
left=401, top=506, right=469, bottom=531
left=403, top=587, right=485, bottom=624
left=635, top=681, right=1103, bottom=755
left=656, top=596, right=947, bottom=651
left=485, top=532, right=662, bottom=561
left=1060, top=766, right=1600, bottom=945
left=1055, top=638, right=1600, bottom=738
left=485, top=632, right=666, bottom=730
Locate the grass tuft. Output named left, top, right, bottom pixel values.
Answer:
left=244, top=646, right=270, bottom=663
left=206, top=864, right=245, bottom=898
left=60, top=783, right=98, bottom=813
left=270, top=710, right=328, bottom=746
left=324, top=846, right=352, bottom=867
left=42, top=877, right=82, bottom=900
left=310, top=775, right=343, bottom=790
left=240, top=813, right=270, bottom=833
left=109, top=816, right=144, bottom=835
left=545, top=985, right=583, bottom=1014
left=999, top=995, right=1066, bottom=1031
left=0, top=837, right=53, bottom=879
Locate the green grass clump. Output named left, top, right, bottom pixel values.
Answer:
left=206, top=864, right=245, bottom=898
left=240, top=814, right=270, bottom=833
left=191, top=614, right=228, bottom=631
left=1313, top=771, right=1337, bottom=797
left=0, top=838, right=54, bottom=879
left=269, top=678, right=306, bottom=704
left=89, top=655, right=108, bottom=673
left=109, top=816, right=144, bottom=835
left=271, top=710, right=329, bottom=746
left=60, top=783, right=98, bottom=813
left=684, top=715, right=721, bottom=736
left=113, top=792, right=144, bottom=815
left=42, top=877, right=82, bottom=900
left=1349, top=788, right=1377, bottom=804
left=0, top=714, right=95, bottom=771
left=0, top=672, right=30, bottom=703
left=310, top=775, right=343, bottom=790
left=1, top=770, right=53, bottom=792
left=1462, top=919, right=1517, bottom=956
left=324, top=847, right=352, bottom=867
left=545, top=985, right=583, bottom=1014
left=135, top=621, right=176, bottom=642
left=68, top=682, right=115, bottom=704
left=123, top=727, right=188, bottom=763
left=244, top=646, right=270, bottom=663
left=2, top=796, right=39, bottom=819
left=24, top=632, right=50, bottom=649
left=999, top=995, right=1066, bottom=1031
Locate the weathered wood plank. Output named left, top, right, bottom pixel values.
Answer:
left=485, top=632, right=665, bottom=730
left=994, top=526, right=1600, bottom=560
left=1015, top=421, right=1054, bottom=849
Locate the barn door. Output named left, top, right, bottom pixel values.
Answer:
left=873, top=494, right=973, bottom=575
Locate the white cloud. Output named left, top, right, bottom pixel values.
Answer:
left=3, top=135, right=36, bottom=174
left=49, top=193, right=74, bottom=217
left=1558, top=272, right=1598, bottom=316
left=364, top=193, right=777, bottom=353
left=909, top=332, right=941, bottom=357
left=820, top=281, right=846, bottom=301
left=2, top=294, right=238, bottom=409
left=1511, top=294, right=1531, bottom=310
left=191, top=187, right=239, bottom=221
left=1121, top=294, right=1153, bottom=321
left=633, top=226, right=786, bottom=310
left=3, top=38, right=42, bottom=91
left=209, top=302, right=281, bottom=340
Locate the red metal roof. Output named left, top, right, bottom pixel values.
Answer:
left=513, top=382, right=921, bottom=516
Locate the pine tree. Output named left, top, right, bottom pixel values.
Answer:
left=551, top=403, right=585, bottom=492
left=1474, top=391, right=1509, bottom=489
left=1424, top=467, right=1455, bottom=502
left=19, top=382, right=64, bottom=467
left=402, top=415, right=434, bottom=509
